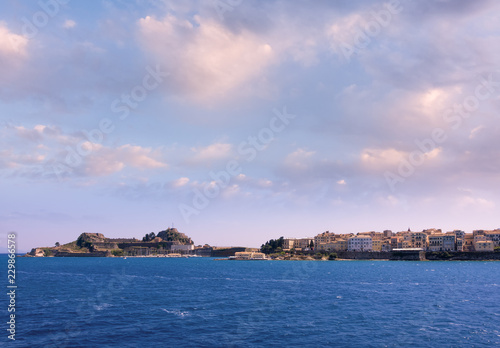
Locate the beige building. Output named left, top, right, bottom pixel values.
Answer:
left=428, top=234, right=444, bottom=251
left=475, top=241, right=494, bottom=252
left=234, top=252, right=266, bottom=260
left=315, top=239, right=348, bottom=252
left=485, top=230, right=500, bottom=247
left=372, top=239, right=382, bottom=251
left=452, top=230, right=465, bottom=251
left=423, top=228, right=442, bottom=235
left=296, top=238, right=314, bottom=250
left=315, top=243, right=334, bottom=252
left=283, top=238, right=313, bottom=250
left=381, top=241, right=392, bottom=252
left=463, top=234, right=475, bottom=252
left=411, top=232, right=428, bottom=249
left=314, top=232, right=336, bottom=246
left=391, top=236, right=403, bottom=250
left=283, top=238, right=296, bottom=250
left=333, top=239, right=348, bottom=251
left=473, top=235, right=487, bottom=250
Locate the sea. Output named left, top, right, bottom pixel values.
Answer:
left=3, top=256, right=500, bottom=347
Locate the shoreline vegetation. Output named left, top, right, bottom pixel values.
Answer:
left=23, top=228, right=500, bottom=261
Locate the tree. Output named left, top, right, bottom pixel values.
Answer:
left=112, top=249, right=124, bottom=257
left=142, top=232, right=156, bottom=242
left=260, top=237, right=285, bottom=254
left=55, top=242, right=60, bottom=247
left=309, top=240, right=314, bottom=249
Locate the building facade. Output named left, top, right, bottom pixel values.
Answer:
left=348, top=236, right=373, bottom=252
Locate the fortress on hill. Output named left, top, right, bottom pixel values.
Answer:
left=28, top=228, right=198, bottom=257
left=26, top=228, right=248, bottom=258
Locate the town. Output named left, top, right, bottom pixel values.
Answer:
left=267, top=228, right=500, bottom=253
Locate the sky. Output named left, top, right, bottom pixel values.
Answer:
left=1, top=0, right=500, bottom=251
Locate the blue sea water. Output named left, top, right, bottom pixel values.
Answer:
left=2, top=256, right=500, bottom=347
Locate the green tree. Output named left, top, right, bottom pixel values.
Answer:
left=260, top=237, right=285, bottom=254
left=142, top=232, right=157, bottom=242
left=309, top=240, right=314, bottom=249
left=55, top=242, right=60, bottom=247
left=111, top=249, right=124, bottom=257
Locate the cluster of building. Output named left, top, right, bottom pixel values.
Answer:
left=283, top=229, right=500, bottom=253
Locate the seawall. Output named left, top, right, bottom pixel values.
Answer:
left=425, top=251, right=500, bottom=261
left=55, top=251, right=111, bottom=257
left=335, top=251, right=425, bottom=261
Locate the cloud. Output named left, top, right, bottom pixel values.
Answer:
left=78, top=144, right=167, bottom=177
left=458, top=195, right=495, bottom=210
left=469, top=125, right=485, bottom=139
left=0, top=22, right=28, bottom=82
left=137, top=14, right=275, bottom=102
left=361, top=146, right=442, bottom=170
left=284, top=149, right=316, bottom=170
left=0, top=22, right=28, bottom=57
left=361, top=148, right=408, bottom=168
left=187, top=142, right=233, bottom=165
left=172, top=177, right=190, bottom=188
left=0, top=149, right=45, bottom=169
left=0, top=124, right=167, bottom=178
left=63, top=20, right=76, bottom=29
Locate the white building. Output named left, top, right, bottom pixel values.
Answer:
left=348, top=236, right=373, bottom=252
left=171, top=244, right=195, bottom=252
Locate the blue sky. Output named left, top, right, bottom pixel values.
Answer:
left=1, top=0, right=500, bottom=251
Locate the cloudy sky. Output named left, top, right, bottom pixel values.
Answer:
left=1, top=0, right=500, bottom=251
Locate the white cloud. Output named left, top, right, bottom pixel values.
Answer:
left=63, top=20, right=76, bottom=29
left=361, top=148, right=407, bottom=167
left=0, top=22, right=28, bottom=57
left=1, top=123, right=168, bottom=178
left=172, top=177, right=190, bottom=188
left=458, top=196, right=495, bottom=210
left=469, top=125, right=484, bottom=139
left=284, top=149, right=316, bottom=170
left=337, top=179, right=346, bottom=185
left=117, top=144, right=166, bottom=168
left=222, top=184, right=240, bottom=199
left=137, top=14, right=275, bottom=102
left=0, top=150, right=45, bottom=169
left=189, top=143, right=233, bottom=163
left=258, top=179, right=273, bottom=188
left=361, top=147, right=441, bottom=170
left=327, top=13, right=366, bottom=57
left=378, top=194, right=400, bottom=207
left=79, top=144, right=166, bottom=177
